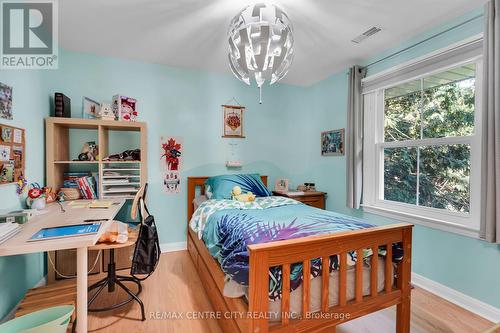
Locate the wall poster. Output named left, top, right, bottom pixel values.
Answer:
left=160, top=136, right=183, bottom=194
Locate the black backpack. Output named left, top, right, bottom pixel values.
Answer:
left=131, top=189, right=161, bottom=280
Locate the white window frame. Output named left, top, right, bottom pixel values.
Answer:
left=362, top=37, right=483, bottom=238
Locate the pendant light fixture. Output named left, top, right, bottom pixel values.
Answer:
left=228, top=3, right=294, bottom=103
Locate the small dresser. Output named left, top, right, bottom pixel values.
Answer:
left=272, top=191, right=327, bottom=209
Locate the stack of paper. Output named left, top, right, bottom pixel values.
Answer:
left=0, top=222, right=21, bottom=244
left=89, top=200, right=113, bottom=209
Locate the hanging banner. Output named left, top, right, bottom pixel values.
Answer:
left=160, top=136, right=183, bottom=194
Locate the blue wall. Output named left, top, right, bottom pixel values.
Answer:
left=1, top=4, right=498, bottom=320
left=306, top=7, right=500, bottom=309
left=0, top=48, right=313, bottom=319
left=0, top=70, right=49, bottom=319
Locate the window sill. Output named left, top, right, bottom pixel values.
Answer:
left=361, top=204, right=479, bottom=239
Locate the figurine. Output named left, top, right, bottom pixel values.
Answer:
left=57, top=191, right=66, bottom=203
left=16, top=175, right=28, bottom=195
left=45, top=187, right=57, bottom=203
left=78, top=141, right=99, bottom=161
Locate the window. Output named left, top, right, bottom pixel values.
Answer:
left=362, top=45, right=483, bottom=237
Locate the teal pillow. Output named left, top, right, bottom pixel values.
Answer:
left=205, top=174, right=272, bottom=199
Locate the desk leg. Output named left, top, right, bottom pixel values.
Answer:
left=76, top=247, right=88, bottom=333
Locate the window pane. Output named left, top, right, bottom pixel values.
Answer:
left=419, top=144, right=470, bottom=213
left=422, top=64, right=475, bottom=138
left=384, top=79, right=422, bottom=142
left=384, top=147, right=417, bottom=204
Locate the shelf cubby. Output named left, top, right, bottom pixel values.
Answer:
left=45, top=117, right=147, bottom=199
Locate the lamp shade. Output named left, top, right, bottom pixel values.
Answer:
left=228, top=3, right=294, bottom=88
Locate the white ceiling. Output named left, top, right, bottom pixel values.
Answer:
left=59, top=0, right=486, bottom=86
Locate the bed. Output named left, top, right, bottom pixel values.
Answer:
left=187, top=176, right=413, bottom=333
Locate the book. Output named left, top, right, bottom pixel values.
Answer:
left=28, top=223, right=101, bottom=242
left=76, top=176, right=98, bottom=199
left=63, top=172, right=91, bottom=188
left=0, top=222, right=21, bottom=244
left=53, top=93, right=71, bottom=118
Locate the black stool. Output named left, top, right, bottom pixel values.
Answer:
left=87, top=238, right=145, bottom=321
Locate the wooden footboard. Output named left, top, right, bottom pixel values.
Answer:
left=247, top=223, right=413, bottom=333
left=187, top=177, right=413, bottom=333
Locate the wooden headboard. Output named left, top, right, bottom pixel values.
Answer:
left=187, top=176, right=268, bottom=222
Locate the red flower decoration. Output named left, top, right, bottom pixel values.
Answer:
left=226, top=112, right=241, bottom=131
left=28, top=188, right=42, bottom=199
left=161, top=138, right=182, bottom=171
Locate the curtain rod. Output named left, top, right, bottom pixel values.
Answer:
left=363, top=13, right=484, bottom=69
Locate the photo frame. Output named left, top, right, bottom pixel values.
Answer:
left=0, top=82, right=13, bottom=120
left=222, top=105, right=245, bottom=138
left=82, top=97, right=101, bottom=119
left=274, top=178, right=289, bottom=192
left=321, top=128, right=345, bottom=156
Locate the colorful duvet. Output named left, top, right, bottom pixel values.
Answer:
left=190, top=197, right=402, bottom=300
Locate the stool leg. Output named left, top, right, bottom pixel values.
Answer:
left=88, top=277, right=107, bottom=292
left=88, top=281, right=107, bottom=307
left=115, top=279, right=146, bottom=321
left=108, top=249, right=116, bottom=293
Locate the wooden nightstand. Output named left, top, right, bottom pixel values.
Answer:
left=272, top=191, right=327, bottom=209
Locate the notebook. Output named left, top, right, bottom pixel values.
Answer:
left=28, top=223, right=101, bottom=242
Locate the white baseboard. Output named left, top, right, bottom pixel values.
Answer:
left=160, top=241, right=187, bottom=253
left=412, top=272, right=500, bottom=323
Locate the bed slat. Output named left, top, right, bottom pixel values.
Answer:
left=321, top=256, right=329, bottom=312
left=385, top=244, right=393, bottom=292
left=371, top=246, right=378, bottom=297
left=355, top=249, right=363, bottom=302
left=302, top=259, right=310, bottom=316
left=339, top=252, right=347, bottom=306
left=281, top=264, right=290, bottom=325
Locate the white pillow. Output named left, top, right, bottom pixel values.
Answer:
left=205, top=185, right=213, bottom=199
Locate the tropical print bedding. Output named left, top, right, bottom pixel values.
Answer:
left=190, top=196, right=402, bottom=300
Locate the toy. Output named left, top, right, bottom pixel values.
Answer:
left=45, top=187, right=57, bottom=203
left=57, top=191, right=65, bottom=202
left=16, top=175, right=27, bottom=195
left=112, top=95, right=137, bottom=121
left=98, top=103, right=115, bottom=120
left=78, top=141, right=99, bottom=161
left=103, top=148, right=140, bottom=161
left=26, top=183, right=46, bottom=210
left=231, top=186, right=256, bottom=202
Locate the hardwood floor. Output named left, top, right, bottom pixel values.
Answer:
left=87, top=251, right=495, bottom=333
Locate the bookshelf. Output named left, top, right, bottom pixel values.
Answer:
left=45, top=117, right=147, bottom=282
left=45, top=117, right=147, bottom=200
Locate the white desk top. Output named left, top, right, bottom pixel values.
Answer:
left=0, top=199, right=126, bottom=256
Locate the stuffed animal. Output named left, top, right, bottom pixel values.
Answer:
left=231, top=186, right=256, bottom=202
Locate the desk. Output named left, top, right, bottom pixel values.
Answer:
left=0, top=199, right=125, bottom=333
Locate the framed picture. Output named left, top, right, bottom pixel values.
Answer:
left=222, top=105, right=245, bottom=138
left=321, top=129, right=345, bottom=156
left=82, top=97, right=101, bottom=119
left=0, top=83, right=13, bottom=120
left=274, top=178, right=289, bottom=192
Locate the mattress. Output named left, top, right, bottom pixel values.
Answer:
left=193, top=195, right=208, bottom=211
left=266, top=256, right=390, bottom=320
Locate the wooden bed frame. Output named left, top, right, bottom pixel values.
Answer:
left=187, top=176, right=413, bottom=333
